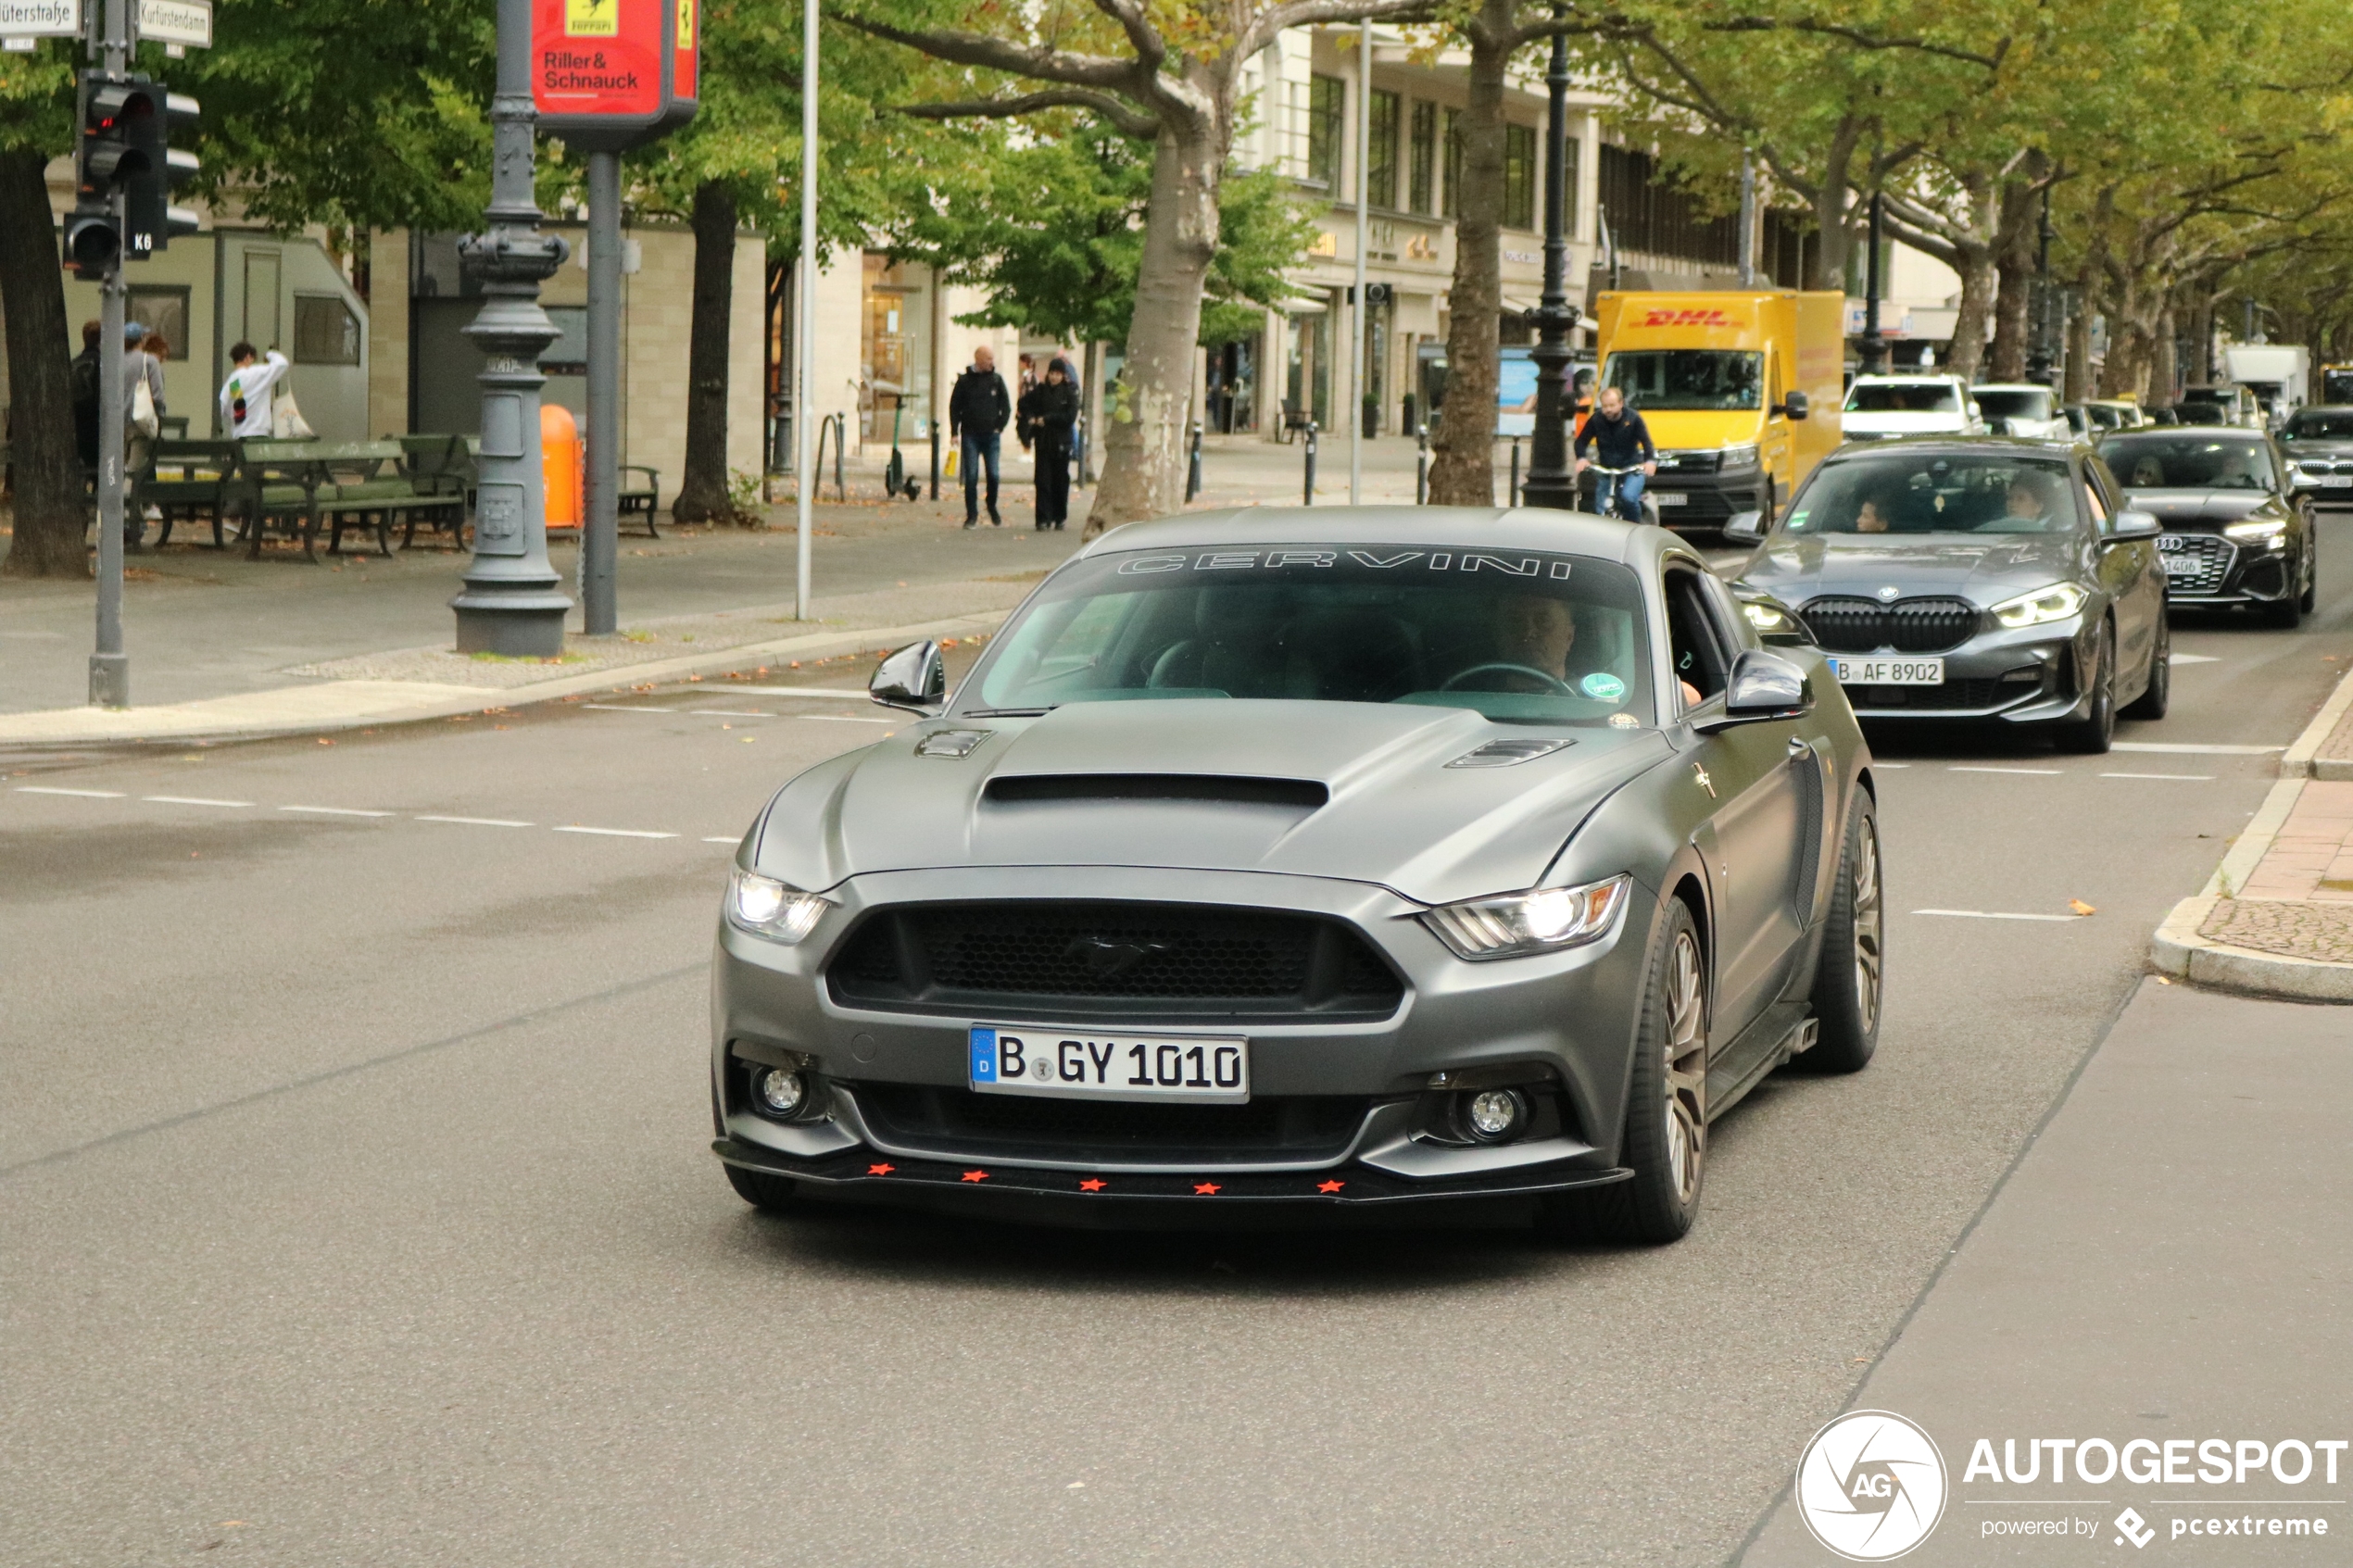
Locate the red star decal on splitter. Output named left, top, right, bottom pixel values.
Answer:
left=1192, top=1182, right=1222, bottom=1196
left=866, top=1162, right=896, bottom=1176
left=1316, top=1180, right=1345, bottom=1194
left=1078, top=1178, right=1107, bottom=1192
left=961, top=1170, right=989, bottom=1183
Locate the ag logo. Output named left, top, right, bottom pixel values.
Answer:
left=1795, top=1410, right=1948, bottom=1561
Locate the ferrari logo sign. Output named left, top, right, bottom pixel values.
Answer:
left=675, top=0, right=693, bottom=47
left=565, top=0, right=617, bottom=35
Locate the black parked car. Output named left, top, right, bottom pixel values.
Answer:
left=2095, top=429, right=2317, bottom=628
left=2276, top=407, right=2353, bottom=507
left=1726, top=439, right=2169, bottom=752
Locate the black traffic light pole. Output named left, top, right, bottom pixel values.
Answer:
left=1518, top=10, right=1581, bottom=512
left=90, top=0, right=131, bottom=708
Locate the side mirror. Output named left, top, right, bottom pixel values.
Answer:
left=1775, top=390, right=1809, bottom=420
left=1722, top=508, right=1767, bottom=542
left=2106, top=508, right=2163, bottom=542
left=871, top=639, right=946, bottom=714
left=1693, top=649, right=1812, bottom=732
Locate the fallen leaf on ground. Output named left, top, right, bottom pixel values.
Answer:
left=2070, top=899, right=2096, bottom=916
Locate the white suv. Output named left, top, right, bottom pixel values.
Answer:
left=1970, top=383, right=2072, bottom=440
left=1842, top=375, right=1986, bottom=441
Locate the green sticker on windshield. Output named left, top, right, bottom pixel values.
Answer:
left=1580, top=672, right=1627, bottom=702
left=1789, top=509, right=1808, bottom=529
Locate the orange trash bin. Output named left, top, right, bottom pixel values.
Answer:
left=541, top=404, right=583, bottom=532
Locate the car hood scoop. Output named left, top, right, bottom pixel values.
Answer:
left=755, top=697, right=1671, bottom=906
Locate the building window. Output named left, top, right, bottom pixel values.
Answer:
left=1306, top=74, right=1343, bottom=189
left=127, top=286, right=189, bottom=358
left=292, top=295, right=361, bottom=365
left=1442, top=109, right=1462, bottom=219
left=1408, top=100, right=1436, bottom=215
left=1503, top=123, right=1537, bottom=230
left=1367, top=88, right=1400, bottom=208
left=1598, top=143, right=1741, bottom=266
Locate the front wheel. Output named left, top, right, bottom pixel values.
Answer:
left=2300, top=530, right=2319, bottom=613
left=2051, top=621, right=2116, bottom=754
left=1548, top=899, right=1708, bottom=1245
left=1799, top=790, right=1882, bottom=1073
left=2120, top=606, right=2170, bottom=721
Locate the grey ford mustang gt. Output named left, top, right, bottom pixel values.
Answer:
left=711, top=508, right=1883, bottom=1243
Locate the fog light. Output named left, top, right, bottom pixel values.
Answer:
left=754, top=1067, right=807, bottom=1117
left=1466, top=1087, right=1528, bottom=1143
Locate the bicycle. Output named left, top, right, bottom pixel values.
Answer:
left=1585, top=463, right=1661, bottom=526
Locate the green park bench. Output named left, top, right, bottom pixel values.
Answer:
left=241, top=438, right=462, bottom=561
left=146, top=439, right=243, bottom=549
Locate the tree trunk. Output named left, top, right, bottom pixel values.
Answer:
left=2063, top=282, right=2095, bottom=403
left=0, top=147, right=89, bottom=579
left=2151, top=304, right=2178, bottom=405
left=1085, top=112, right=1223, bottom=533
left=1427, top=0, right=1513, bottom=507
left=1944, top=248, right=1996, bottom=380
left=673, top=180, right=738, bottom=525
left=1984, top=170, right=2043, bottom=381
left=1804, top=119, right=1860, bottom=293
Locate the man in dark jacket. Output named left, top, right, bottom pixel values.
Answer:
left=70, top=319, right=104, bottom=472
left=1020, top=357, right=1081, bottom=530
left=1571, top=385, right=1658, bottom=520
left=947, top=345, right=1012, bottom=527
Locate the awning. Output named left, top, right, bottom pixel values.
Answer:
left=1278, top=295, right=1328, bottom=316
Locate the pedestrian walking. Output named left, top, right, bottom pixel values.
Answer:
left=70, top=319, right=103, bottom=474
left=123, top=323, right=165, bottom=549
left=1029, top=357, right=1079, bottom=531
left=218, top=341, right=289, bottom=441
left=947, top=345, right=1011, bottom=528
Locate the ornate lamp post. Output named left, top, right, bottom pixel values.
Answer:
left=451, top=0, right=573, bottom=656
left=1517, top=13, right=1581, bottom=511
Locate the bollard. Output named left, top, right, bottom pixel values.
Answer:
left=929, top=421, right=940, bottom=501
left=1186, top=420, right=1203, bottom=502
left=1509, top=438, right=1522, bottom=507
left=832, top=414, right=846, bottom=502
left=1302, top=421, right=1319, bottom=506
left=1416, top=424, right=1429, bottom=505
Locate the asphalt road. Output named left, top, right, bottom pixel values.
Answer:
left=5, top=520, right=2351, bottom=1567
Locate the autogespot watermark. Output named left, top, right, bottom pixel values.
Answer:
left=1797, top=1415, right=2346, bottom=1557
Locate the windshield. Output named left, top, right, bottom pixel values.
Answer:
left=1604, top=350, right=1762, bottom=410
left=1974, top=389, right=2051, bottom=420
left=2284, top=410, right=2353, bottom=440
left=1845, top=382, right=1959, bottom=413
left=1784, top=453, right=2080, bottom=535
left=2096, top=435, right=2277, bottom=492
left=964, top=546, right=1656, bottom=726
left=2323, top=370, right=2353, bottom=404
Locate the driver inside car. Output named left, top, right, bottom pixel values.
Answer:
left=1491, top=593, right=1701, bottom=709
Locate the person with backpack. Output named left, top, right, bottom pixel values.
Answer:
left=70, top=320, right=103, bottom=473
left=947, top=345, right=1011, bottom=528
left=218, top=341, right=289, bottom=441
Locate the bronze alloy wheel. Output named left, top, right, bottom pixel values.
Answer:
left=1850, top=817, right=1883, bottom=1037
left=1662, top=929, right=1707, bottom=1207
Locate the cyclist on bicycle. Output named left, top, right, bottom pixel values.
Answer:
left=1572, top=385, right=1658, bottom=521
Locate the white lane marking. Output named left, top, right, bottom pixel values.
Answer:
left=144, top=795, right=253, bottom=808
left=1913, top=909, right=2082, bottom=922
left=582, top=703, right=671, bottom=712
left=2168, top=652, right=2221, bottom=664
left=1871, top=763, right=1911, bottom=769
left=701, top=835, right=740, bottom=844
left=2109, top=742, right=2283, bottom=755
left=14, top=785, right=127, bottom=798
left=799, top=714, right=897, bottom=725
left=1948, top=766, right=2062, bottom=775
left=2100, top=771, right=2213, bottom=782
left=417, top=814, right=535, bottom=828
left=688, top=709, right=772, bottom=718
left=280, top=805, right=395, bottom=817
left=735, top=685, right=871, bottom=696
left=554, top=825, right=679, bottom=839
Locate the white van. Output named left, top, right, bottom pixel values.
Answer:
left=1970, top=383, right=2071, bottom=440
left=1842, top=374, right=1986, bottom=441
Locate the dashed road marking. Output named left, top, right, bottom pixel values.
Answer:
left=701, top=835, right=739, bottom=844
left=2100, top=772, right=2213, bottom=782
left=144, top=796, right=253, bottom=808
left=2109, top=742, right=2283, bottom=755
left=688, top=709, right=772, bottom=718
left=2167, top=652, right=2221, bottom=665
left=582, top=703, right=670, bottom=713
left=735, top=685, right=870, bottom=696
left=417, top=814, right=535, bottom=828
left=280, top=805, right=396, bottom=817
left=15, top=785, right=126, bottom=798
left=1913, top=909, right=2082, bottom=922
left=554, top=825, right=679, bottom=840
left=1948, top=766, right=2062, bottom=776
left=800, top=714, right=897, bottom=724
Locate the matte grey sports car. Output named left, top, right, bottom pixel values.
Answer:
left=1730, top=438, right=2171, bottom=752
left=711, top=508, right=1883, bottom=1243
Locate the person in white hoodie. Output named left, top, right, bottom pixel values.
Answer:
left=218, top=342, right=288, bottom=439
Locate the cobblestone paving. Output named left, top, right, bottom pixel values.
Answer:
left=2200, top=897, right=2353, bottom=965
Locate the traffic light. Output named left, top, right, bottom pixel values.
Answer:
left=64, top=74, right=197, bottom=276
left=127, top=91, right=200, bottom=257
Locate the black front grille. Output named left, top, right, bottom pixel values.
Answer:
left=2158, top=533, right=2233, bottom=596
left=1845, top=678, right=2023, bottom=712
left=850, top=1083, right=1371, bottom=1161
left=828, top=901, right=1405, bottom=1021
left=1799, top=596, right=1982, bottom=654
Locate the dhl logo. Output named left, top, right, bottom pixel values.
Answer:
left=1639, top=308, right=1741, bottom=328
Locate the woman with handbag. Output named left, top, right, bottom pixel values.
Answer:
left=123, top=323, right=165, bottom=550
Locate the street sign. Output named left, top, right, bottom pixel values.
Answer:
left=0, top=0, right=81, bottom=38
left=532, top=0, right=696, bottom=151
left=135, top=0, right=211, bottom=48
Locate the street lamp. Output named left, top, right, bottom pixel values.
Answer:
left=1517, top=11, right=1580, bottom=511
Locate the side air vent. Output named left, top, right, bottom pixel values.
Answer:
left=984, top=773, right=1328, bottom=809
left=1447, top=737, right=1577, bottom=769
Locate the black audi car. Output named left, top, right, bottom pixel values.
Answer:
left=2094, top=428, right=2317, bottom=628
left=1726, top=438, right=2170, bottom=752
left=2277, top=406, right=2353, bottom=508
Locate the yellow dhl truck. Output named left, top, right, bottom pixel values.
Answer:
left=1589, top=289, right=1845, bottom=533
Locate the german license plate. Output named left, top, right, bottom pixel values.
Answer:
left=2323, top=476, right=2351, bottom=488
left=1833, top=657, right=1944, bottom=685
left=969, top=1025, right=1250, bottom=1103
left=1649, top=490, right=1688, bottom=506
left=2161, top=555, right=2204, bottom=576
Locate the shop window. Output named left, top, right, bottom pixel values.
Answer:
left=1504, top=124, right=1537, bottom=231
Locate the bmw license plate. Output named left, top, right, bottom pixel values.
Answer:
left=969, top=1025, right=1250, bottom=1103
left=1649, top=490, right=1688, bottom=506
left=1832, top=657, right=1944, bottom=686
left=2324, top=476, right=2351, bottom=488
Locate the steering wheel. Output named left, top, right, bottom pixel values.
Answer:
left=1441, top=662, right=1575, bottom=695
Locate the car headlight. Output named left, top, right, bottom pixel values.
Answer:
left=1423, top=874, right=1630, bottom=961
left=1990, top=582, right=2089, bottom=630
left=2223, top=517, right=2288, bottom=543
left=726, top=868, right=830, bottom=944
left=1743, top=599, right=1794, bottom=634
left=1718, top=443, right=1760, bottom=473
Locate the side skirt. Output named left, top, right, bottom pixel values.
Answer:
left=1704, top=1012, right=1819, bottom=1123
